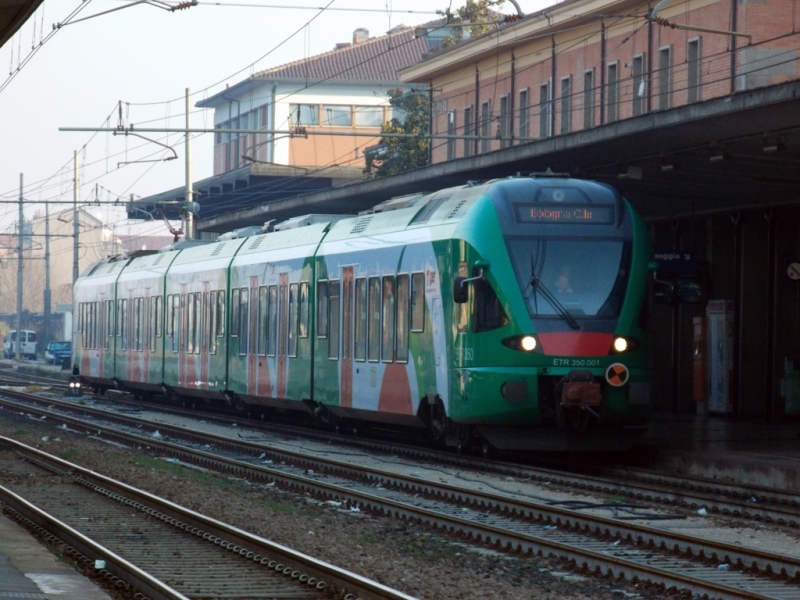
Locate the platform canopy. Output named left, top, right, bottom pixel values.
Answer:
left=0, top=0, right=44, bottom=48
left=194, top=79, right=800, bottom=233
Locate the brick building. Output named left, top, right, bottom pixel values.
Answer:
left=198, top=25, right=437, bottom=175
left=399, top=0, right=799, bottom=164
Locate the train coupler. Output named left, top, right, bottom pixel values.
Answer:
left=559, top=370, right=601, bottom=408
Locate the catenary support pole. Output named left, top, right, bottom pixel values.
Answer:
left=44, top=201, right=51, bottom=348
left=185, top=88, right=194, bottom=240
left=73, top=150, right=80, bottom=286
left=15, top=174, right=23, bottom=361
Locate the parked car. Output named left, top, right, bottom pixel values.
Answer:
left=45, top=341, right=72, bottom=364
left=3, top=330, right=37, bottom=360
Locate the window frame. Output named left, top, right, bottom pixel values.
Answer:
left=396, top=274, right=410, bottom=363
left=299, top=282, right=310, bottom=338
left=288, top=282, right=299, bottom=358
left=631, top=53, right=647, bottom=117
left=583, top=70, right=594, bottom=130
left=518, top=88, right=529, bottom=140
left=328, top=279, right=340, bottom=360
left=367, top=276, right=381, bottom=362
left=539, top=80, right=552, bottom=138
left=687, top=37, right=702, bottom=103
left=317, top=280, right=329, bottom=338
left=354, top=277, right=367, bottom=362
left=410, top=272, right=426, bottom=333
left=381, top=275, right=395, bottom=363
left=462, top=105, right=473, bottom=157
left=230, top=288, right=240, bottom=337
left=606, top=61, right=620, bottom=123
left=658, top=45, right=672, bottom=110
left=559, top=76, right=571, bottom=135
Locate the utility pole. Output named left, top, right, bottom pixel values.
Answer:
left=185, top=87, right=194, bottom=240
left=73, top=150, right=80, bottom=285
left=44, top=201, right=51, bottom=347
left=15, top=174, right=23, bottom=361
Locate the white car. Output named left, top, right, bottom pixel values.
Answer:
left=3, top=330, right=37, bottom=360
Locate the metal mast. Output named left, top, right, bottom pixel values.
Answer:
left=185, top=88, right=194, bottom=240
left=15, top=174, right=23, bottom=360
left=73, top=150, right=80, bottom=285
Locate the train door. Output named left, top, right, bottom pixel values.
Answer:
left=277, top=273, right=289, bottom=398
left=340, top=267, right=354, bottom=408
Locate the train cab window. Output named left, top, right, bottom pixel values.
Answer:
left=230, top=289, right=240, bottom=337
left=172, top=295, right=180, bottom=353
left=381, top=276, right=395, bottom=362
left=216, top=291, right=225, bottom=337
left=396, top=274, right=409, bottom=363
left=328, top=280, right=340, bottom=359
left=258, top=286, right=268, bottom=356
left=209, top=291, right=218, bottom=354
left=410, top=272, right=425, bottom=332
left=473, top=272, right=509, bottom=333
left=317, top=281, right=328, bottom=338
left=367, top=277, right=381, bottom=362
left=288, top=283, right=299, bottom=357
left=267, top=285, right=278, bottom=356
left=457, top=262, right=469, bottom=333
left=238, top=288, right=249, bottom=355
left=354, top=278, right=367, bottom=361
left=299, top=282, right=309, bottom=338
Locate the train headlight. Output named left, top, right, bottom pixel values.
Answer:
left=610, top=336, right=641, bottom=354
left=501, top=335, right=542, bottom=353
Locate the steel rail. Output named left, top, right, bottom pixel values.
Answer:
left=0, top=435, right=417, bottom=600
left=2, top=395, right=800, bottom=599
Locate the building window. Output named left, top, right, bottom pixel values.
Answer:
left=355, top=106, right=384, bottom=127
left=582, top=71, right=594, bottom=129
left=632, top=54, right=646, bottom=116
left=539, top=81, right=551, bottom=138
left=658, top=46, right=672, bottom=110
left=607, top=62, right=619, bottom=123
left=463, top=106, right=473, bottom=157
left=499, top=95, right=509, bottom=148
left=560, top=77, right=571, bottom=135
left=518, top=88, right=529, bottom=140
left=446, top=111, right=456, bottom=160
left=480, top=100, right=491, bottom=154
left=322, top=105, right=351, bottom=126
left=687, top=38, right=702, bottom=103
left=289, top=104, right=319, bottom=126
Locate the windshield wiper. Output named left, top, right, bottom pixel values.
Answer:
left=529, top=275, right=581, bottom=330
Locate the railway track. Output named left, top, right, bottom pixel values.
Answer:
left=2, top=389, right=800, bottom=599
left=2, top=367, right=797, bottom=533
left=0, top=435, right=416, bottom=600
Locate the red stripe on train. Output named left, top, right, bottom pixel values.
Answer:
left=537, top=332, right=613, bottom=357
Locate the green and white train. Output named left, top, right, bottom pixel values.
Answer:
left=73, top=175, right=654, bottom=452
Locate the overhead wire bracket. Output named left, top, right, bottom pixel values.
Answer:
left=55, top=0, right=197, bottom=27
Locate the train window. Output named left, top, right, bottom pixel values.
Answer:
left=317, top=280, right=328, bottom=338
left=288, top=283, right=299, bottom=357
left=172, top=295, right=180, bottom=353
left=209, top=292, right=217, bottom=354
left=258, top=286, right=268, bottom=356
left=166, top=295, right=174, bottom=338
left=473, top=272, right=509, bottom=333
left=230, top=289, right=240, bottom=337
left=299, top=282, right=309, bottom=338
left=367, top=277, right=381, bottom=362
left=354, top=278, right=367, bottom=361
left=268, top=285, right=277, bottom=356
left=155, top=296, right=163, bottom=338
left=105, top=300, right=112, bottom=350
left=195, top=292, right=203, bottom=355
left=411, top=273, right=425, bottom=332
left=116, top=300, right=123, bottom=337
left=216, top=291, right=225, bottom=337
left=457, top=262, right=469, bottom=333
left=341, top=278, right=352, bottom=360
left=202, top=292, right=209, bottom=354
left=250, top=287, right=258, bottom=355
left=187, top=294, right=195, bottom=354
left=396, top=274, right=409, bottom=363
left=238, top=288, right=248, bottom=355
left=328, top=280, right=339, bottom=360
left=134, top=298, right=141, bottom=352
left=77, top=303, right=82, bottom=333
left=149, top=297, right=156, bottom=352
left=182, top=295, right=189, bottom=353
left=381, top=276, right=395, bottom=362
left=279, top=284, right=288, bottom=357
left=121, top=299, right=128, bottom=350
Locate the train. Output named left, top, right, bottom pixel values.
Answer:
left=73, top=174, right=654, bottom=453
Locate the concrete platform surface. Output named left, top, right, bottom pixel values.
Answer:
left=0, top=516, right=111, bottom=599
left=633, top=412, right=800, bottom=491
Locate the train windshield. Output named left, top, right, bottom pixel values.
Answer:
left=506, top=238, right=631, bottom=320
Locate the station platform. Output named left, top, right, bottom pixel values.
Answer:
left=0, top=515, right=111, bottom=599
left=628, top=411, right=800, bottom=491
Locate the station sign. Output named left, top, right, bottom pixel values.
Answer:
left=654, top=250, right=698, bottom=273
left=786, top=261, right=800, bottom=282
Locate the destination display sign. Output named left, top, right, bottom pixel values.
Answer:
left=515, top=203, right=613, bottom=224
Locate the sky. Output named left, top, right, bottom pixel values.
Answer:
left=0, top=0, right=552, bottom=241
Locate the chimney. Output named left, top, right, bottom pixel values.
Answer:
left=353, top=28, right=369, bottom=44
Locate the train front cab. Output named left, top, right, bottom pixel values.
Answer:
left=450, top=178, right=653, bottom=452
